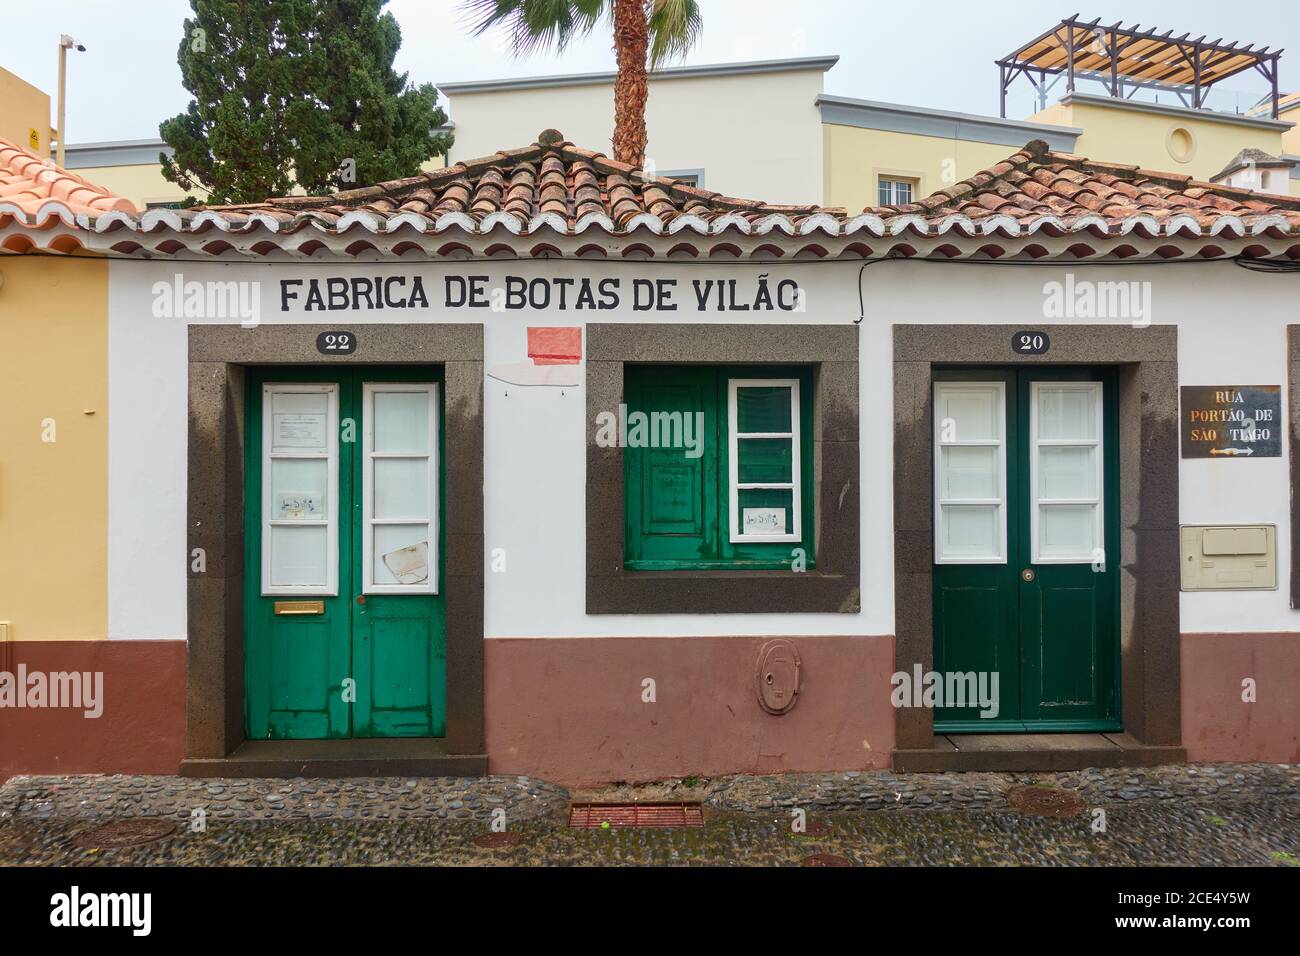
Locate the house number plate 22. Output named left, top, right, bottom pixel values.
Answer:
left=316, top=331, right=357, bottom=355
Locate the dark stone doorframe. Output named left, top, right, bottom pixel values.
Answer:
left=184, top=324, right=485, bottom=762
left=892, top=324, right=1182, bottom=750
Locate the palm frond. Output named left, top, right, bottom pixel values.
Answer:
left=460, top=0, right=612, bottom=58
left=647, top=0, right=702, bottom=67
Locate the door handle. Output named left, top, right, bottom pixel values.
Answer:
left=1021, top=568, right=1035, bottom=582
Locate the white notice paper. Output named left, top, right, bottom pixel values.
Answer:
left=276, top=492, right=323, bottom=519
left=274, top=413, right=327, bottom=449
left=382, top=541, right=429, bottom=585
left=742, top=507, right=786, bottom=535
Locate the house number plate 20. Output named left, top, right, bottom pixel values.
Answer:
left=316, top=331, right=357, bottom=355
left=1013, top=330, right=1050, bottom=355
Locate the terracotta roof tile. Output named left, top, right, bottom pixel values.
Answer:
left=862, top=139, right=1300, bottom=232
left=0, top=137, right=137, bottom=222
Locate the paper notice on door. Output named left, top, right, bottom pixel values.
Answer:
left=382, top=541, right=429, bottom=585
left=274, top=412, right=327, bottom=450
left=276, top=491, right=323, bottom=519
left=742, top=507, right=786, bottom=535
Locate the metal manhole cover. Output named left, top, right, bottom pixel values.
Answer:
left=472, top=832, right=523, bottom=848
left=802, top=853, right=852, bottom=867
left=569, top=802, right=704, bottom=829
left=1006, top=786, right=1086, bottom=817
left=74, top=818, right=177, bottom=849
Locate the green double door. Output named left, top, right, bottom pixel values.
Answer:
left=932, top=367, right=1119, bottom=732
left=244, top=367, right=446, bottom=740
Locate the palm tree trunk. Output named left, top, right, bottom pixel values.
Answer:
left=611, top=0, right=649, bottom=168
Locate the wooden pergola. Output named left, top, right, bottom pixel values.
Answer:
left=997, top=14, right=1283, bottom=118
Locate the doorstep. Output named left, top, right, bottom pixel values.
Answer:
left=892, top=733, right=1186, bottom=773
left=179, top=739, right=488, bottom=778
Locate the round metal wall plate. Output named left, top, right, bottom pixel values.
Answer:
left=73, top=818, right=178, bottom=849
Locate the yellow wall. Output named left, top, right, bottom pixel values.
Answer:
left=74, top=163, right=190, bottom=209
left=0, top=256, right=108, bottom=642
left=822, top=124, right=1018, bottom=212
left=1030, top=100, right=1287, bottom=184
left=0, top=66, right=52, bottom=155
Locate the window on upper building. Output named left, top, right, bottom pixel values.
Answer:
left=878, top=176, right=916, bottom=206
left=623, top=364, right=814, bottom=571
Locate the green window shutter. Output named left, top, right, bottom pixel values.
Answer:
left=624, top=364, right=815, bottom=572
left=624, top=366, right=719, bottom=567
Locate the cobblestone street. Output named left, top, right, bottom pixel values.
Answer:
left=2, top=763, right=1296, bottom=867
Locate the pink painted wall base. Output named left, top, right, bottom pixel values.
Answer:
left=1181, top=632, right=1300, bottom=763
left=484, top=635, right=896, bottom=787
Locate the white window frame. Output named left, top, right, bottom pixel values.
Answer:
left=878, top=176, right=915, bottom=205
left=261, top=383, right=339, bottom=597
left=933, top=381, right=1007, bottom=565
left=362, top=382, right=439, bottom=595
left=727, top=378, right=801, bottom=544
left=1030, top=380, right=1104, bottom=565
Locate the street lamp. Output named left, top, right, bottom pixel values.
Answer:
left=56, top=34, right=87, bottom=166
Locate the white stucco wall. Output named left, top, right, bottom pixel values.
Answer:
left=105, top=257, right=1300, bottom=643
left=442, top=66, right=827, bottom=205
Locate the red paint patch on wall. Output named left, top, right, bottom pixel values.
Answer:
left=1181, top=633, right=1300, bottom=763
left=0, top=640, right=185, bottom=782
left=485, top=634, right=894, bottom=787
left=527, top=327, right=581, bottom=365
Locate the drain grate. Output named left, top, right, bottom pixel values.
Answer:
left=1006, top=786, right=1086, bottom=817
left=569, top=802, right=704, bottom=829
left=472, top=832, right=523, bottom=848
left=73, top=818, right=177, bottom=849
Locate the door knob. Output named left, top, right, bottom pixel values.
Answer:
left=1021, top=568, right=1035, bottom=582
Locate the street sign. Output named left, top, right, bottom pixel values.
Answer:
left=1180, top=385, right=1281, bottom=459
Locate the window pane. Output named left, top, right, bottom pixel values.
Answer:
left=736, top=386, right=792, bottom=433
left=940, top=504, right=1000, bottom=558
left=737, top=487, right=794, bottom=537
left=373, top=523, right=431, bottom=586
left=271, top=458, right=327, bottom=519
left=940, top=445, right=997, bottom=499
left=374, top=457, right=429, bottom=519
left=737, top=437, right=793, bottom=484
left=938, top=388, right=1000, bottom=442
left=373, top=391, right=429, bottom=453
left=1037, top=387, right=1097, bottom=440
left=1039, top=504, right=1096, bottom=558
left=878, top=184, right=891, bottom=206
left=269, top=525, right=329, bottom=586
left=1038, top=445, right=1096, bottom=499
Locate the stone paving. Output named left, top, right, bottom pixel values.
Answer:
left=0, top=763, right=1296, bottom=866
left=0, top=774, right=568, bottom=823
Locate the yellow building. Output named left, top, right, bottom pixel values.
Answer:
left=0, top=66, right=52, bottom=155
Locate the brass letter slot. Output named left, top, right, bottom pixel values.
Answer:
left=274, top=600, right=325, bottom=616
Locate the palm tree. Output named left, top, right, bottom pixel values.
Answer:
left=461, top=0, right=702, bottom=169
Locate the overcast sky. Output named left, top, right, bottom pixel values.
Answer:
left=3, top=0, right=1296, bottom=144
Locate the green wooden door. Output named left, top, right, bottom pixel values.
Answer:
left=244, top=367, right=446, bottom=740
left=932, top=367, right=1119, bottom=732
